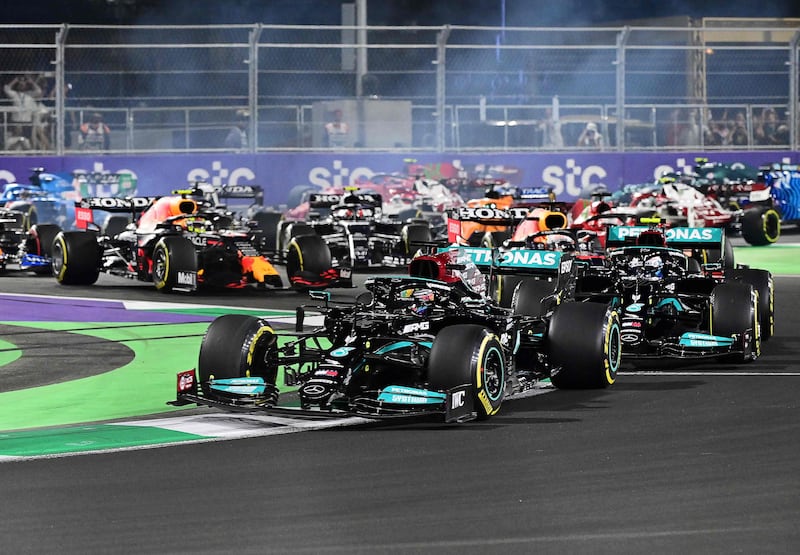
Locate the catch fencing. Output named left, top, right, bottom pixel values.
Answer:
left=0, top=19, right=798, bottom=154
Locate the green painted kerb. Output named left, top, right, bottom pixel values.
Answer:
left=0, top=424, right=205, bottom=457
left=0, top=338, right=22, bottom=366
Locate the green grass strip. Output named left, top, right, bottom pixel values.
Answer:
left=0, top=338, right=22, bottom=366
left=734, top=244, right=800, bottom=276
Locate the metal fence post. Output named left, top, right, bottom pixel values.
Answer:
left=790, top=30, right=799, bottom=152
left=616, top=26, right=629, bottom=151
left=248, top=24, right=262, bottom=153
left=436, top=25, right=450, bottom=152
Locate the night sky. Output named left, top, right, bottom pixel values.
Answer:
left=2, top=0, right=800, bottom=26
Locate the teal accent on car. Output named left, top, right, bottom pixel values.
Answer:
left=377, top=385, right=447, bottom=405
left=437, top=246, right=561, bottom=270
left=209, top=377, right=267, bottom=395
left=678, top=332, right=735, bottom=347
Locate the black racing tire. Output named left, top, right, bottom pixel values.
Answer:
left=726, top=268, right=774, bottom=341
left=279, top=222, right=314, bottom=256
left=26, top=224, right=62, bottom=275
left=701, top=230, right=735, bottom=269
left=741, top=206, right=781, bottom=247
left=52, top=231, right=102, bottom=285
left=401, top=223, right=432, bottom=257
left=547, top=302, right=621, bottom=389
left=9, top=202, right=37, bottom=231
left=152, top=235, right=198, bottom=293
left=491, top=274, right=523, bottom=307
left=711, top=281, right=759, bottom=363
left=102, top=214, right=131, bottom=238
left=251, top=211, right=282, bottom=252
left=428, top=324, right=506, bottom=420
left=512, top=278, right=556, bottom=318
left=286, top=233, right=332, bottom=285
left=198, top=314, right=278, bottom=388
left=481, top=230, right=511, bottom=249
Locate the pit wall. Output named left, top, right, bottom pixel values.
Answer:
left=1, top=151, right=796, bottom=206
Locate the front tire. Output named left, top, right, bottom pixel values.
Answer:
left=198, top=315, right=278, bottom=389
left=428, top=324, right=506, bottom=420
left=547, top=302, right=621, bottom=389
left=152, top=236, right=197, bottom=293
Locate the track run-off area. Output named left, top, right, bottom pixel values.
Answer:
left=0, top=243, right=798, bottom=460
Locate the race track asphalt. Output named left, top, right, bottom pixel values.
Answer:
left=1, top=245, right=799, bottom=554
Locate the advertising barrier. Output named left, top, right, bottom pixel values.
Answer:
left=0, top=151, right=796, bottom=208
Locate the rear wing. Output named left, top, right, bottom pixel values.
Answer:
left=446, top=206, right=528, bottom=243
left=308, top=193, right=382, bottom=208
left=437, top=245, right=563, bottom=275
left=74, top=196, right=157, bottom=229
left=606, top=225, right=725, bottom=250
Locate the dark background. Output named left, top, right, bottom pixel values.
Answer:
left=3, top=0, right=800, bottom=26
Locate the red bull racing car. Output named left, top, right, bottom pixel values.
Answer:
left=52, top=191, right=351, bottom=293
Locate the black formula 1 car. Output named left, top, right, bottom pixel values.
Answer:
left=52, top=192, right=351, bottom=293
left=171, top=246, right=622, bottom=422
left=277, top=191, right=434, bottom=269
left=573, top=222, right=773, bottom=363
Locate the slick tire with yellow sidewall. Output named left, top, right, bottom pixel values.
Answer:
left=428, top=324, right=506, bottom=420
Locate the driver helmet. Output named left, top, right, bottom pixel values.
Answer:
left=644, top=254, right=664, bottom=277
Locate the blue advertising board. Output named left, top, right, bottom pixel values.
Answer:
left=0, top=151, right=796, bottom=207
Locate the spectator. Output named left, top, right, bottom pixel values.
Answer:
left=78, top=112, right=111, bottom=151
left=577, top=122, right=603, bottom=148
left=678, top=108, right=701, bottom=146
left=324, top=109, right=349, bottom=148
left=224, top=110, right=249, bottom=151
left=538, top=107, right=564, bottom=149
left=755, top=107, right=780, bottom=146
left=730, top=111, right=749, bottom=146
left=3, top=74, right=42, bottom=145
left=5, top=125, right=32, bottom=151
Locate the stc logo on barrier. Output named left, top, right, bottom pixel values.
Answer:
left=541, top=158, right=608, bottom=197
left=187, top=161, right=255, bottom=186
left=308, top=160, right=375, bottom=189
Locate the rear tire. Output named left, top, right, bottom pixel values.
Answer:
left=512, top=278, right=556, bottom=318
left=711, top=281, right=759, bottom=362
left=286, top=233, right=332, bottom=287
left=726, top=268, right=773, bottom=341
left=251, top=211, right=282, bottom=252
left=198, top=315, right=278, bottom=388
left=481, top=230, right=511, bottom=249
left=401, top=223, right=432, bottom=257
left=428, top=324, right=506, bottom=420
left=52, top=231, right=101, bottom=285
left=102, top=214, right=131, bottom=238
left=152, top=236, right=197, bottom=293
left=741, top=206, right=780, bottom=246
left=547, top=302, right=621, bottom=389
